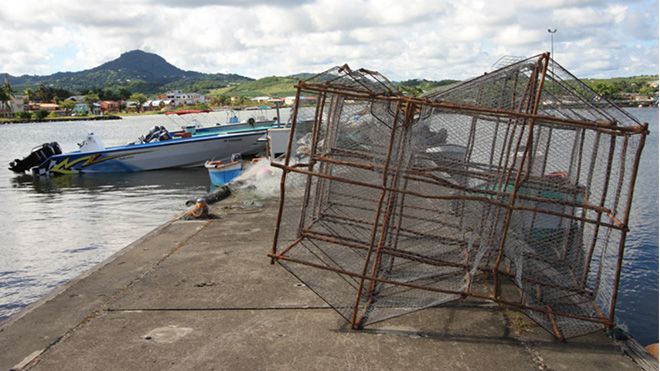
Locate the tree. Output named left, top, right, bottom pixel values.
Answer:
left=0, top=78, right=14, bottom=115
left=59, top=100, right=75, bottom=115
left=592, top=82, right=616, bottom=99
left=129, top=93, right=147, bottom=112
left=84, top=93, right=100, bottom=114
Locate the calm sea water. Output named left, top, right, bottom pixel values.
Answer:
left=0, top=110, right=287, bottom=319
left=0, top=108, right=656, bottom=345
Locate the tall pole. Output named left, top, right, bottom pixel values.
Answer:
left=547, top=28, right=557, bottom=80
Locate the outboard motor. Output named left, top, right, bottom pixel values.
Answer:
left=143, top=126, right=161, bottom=143
left=9, top=142, right=62, bottom=173
left=142, top=126, right=172, bottom=143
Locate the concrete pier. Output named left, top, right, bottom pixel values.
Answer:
left=0, top=198, right=652, bottom=370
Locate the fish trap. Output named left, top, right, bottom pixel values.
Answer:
left=270, top=54, right=648, bottom=340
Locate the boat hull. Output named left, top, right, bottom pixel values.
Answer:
left=206, top=161, right=242, bottom=186
left=33, top=131, right=267, bottom=175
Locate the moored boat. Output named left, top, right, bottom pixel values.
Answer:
left=205, top=157, right=243, bottom=186
left=10, top=124, right=276, bottom=176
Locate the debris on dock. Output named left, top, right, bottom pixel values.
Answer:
left=270, top=54, right=648, bottom=340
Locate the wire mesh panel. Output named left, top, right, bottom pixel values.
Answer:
left=269, top=55, right=648, bottom=340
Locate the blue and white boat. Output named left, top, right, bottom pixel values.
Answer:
left=205, top=157, right=243, bottom=186
left=9, top=120, right=280, bottom=176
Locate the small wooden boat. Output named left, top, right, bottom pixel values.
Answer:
left=205, top=158, right=243, bottom=186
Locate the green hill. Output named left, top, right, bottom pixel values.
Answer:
left=5, top=50, right=252, bottom=94
left=582, top=75, right=658, bottom=99
left=209, top=76, right=299, bottom=98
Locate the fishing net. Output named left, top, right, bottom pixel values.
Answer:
left=270, top=56, right=648, bottom=339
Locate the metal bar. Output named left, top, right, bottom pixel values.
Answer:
left=350, top=100, right=404, bottom=329
left=271, top=87, right=303, bottom=263
left=295, top=81, right=645, bottom=134
left=270, top=254, right=614, bottom=326
left=608, top=124, right=648, bottom=325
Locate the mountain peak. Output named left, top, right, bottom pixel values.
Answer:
left=4, top=50, right=252, bottom=93
left=91, top=50, right=187, bottom=80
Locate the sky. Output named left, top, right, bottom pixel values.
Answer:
left=0, top=0, right=657, bottom=81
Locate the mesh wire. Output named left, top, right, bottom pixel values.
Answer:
left=271, top=56, right=647, bottom=339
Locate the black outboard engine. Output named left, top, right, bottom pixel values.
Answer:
left=142, top=126, right=171, bottom=143
left=9, top=142, right=62, bottom=173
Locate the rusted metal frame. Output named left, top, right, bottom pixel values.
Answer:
left=326, top=191, right=462, bottom=231
left=287, top=153, right=611, bottom=222
left=325, top=197, right=462, bottom=233
left=580, top=131, right=602, bottom=286
left=486, top=81, right=533, bottom=259
left=358, top=116, right=412, bottom=326
left=428, top=99, right=635, bottom=135
left=555, top=128, right=584, bottom=261
left=430, top=54, right=539, bottom=98
left=296, top=92, right=327, bottom=238
left=575, top=128, right=586, bottom=187
left=542, top=76, right=616, bottom=123
left=333, top=147, right=503, bottom=182
left=404, top=169, right=609, bottom=215
left=315, top=149, right=612, bottom=215
left=309, top=92, right=329, bottom=222
left=465, top=86, right=484, bottom=161
left=272, top=162, right=627, bottom=231
left=323, top=193, right=459, bottom=229
left=387, top=177, right=410, bottom=273
left=297, top=81, right=643, bottom=135
left=524, top=124, right=551, bottom=243
left=491, top=54, right=548, bottom=297
left=489, top=74, right=516, bottom=165
left=520, top=251, right=584, bottom=296
left=486, top=124, right=529, bottom=268
left=346, top=68, right=388, bottom=95
left=303, top=222, right=596, bottom=297
left=286, top=232, right=364, bottom=291
left=350, top=99, right=404, bottom=329
left=275, top=236, right=305, bottom=259
left=319, top=211, right=467, bottom=248
left=581, top=133, right=618, bottom=287
left=607, top=124, right=647, bottom=325
left=269, top=253, right=613, bottom=327
left=611, top=134, right=629, bottom=220
left=316, top=95, right=346, bottom=222
left=543, top=59, right=642, bottom=126
left=546, top=305, right=567, bottom=341
left=300, top=230, right=487, bottom=288
left=271, top=87, right=303, bottom=263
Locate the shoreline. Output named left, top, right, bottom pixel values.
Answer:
left=0, top=115, right=122, bottom=125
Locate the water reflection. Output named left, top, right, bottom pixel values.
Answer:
left=11, top=168, right=210, bottom=194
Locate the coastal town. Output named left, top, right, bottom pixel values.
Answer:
left=0, top=85, right=315, bottom=122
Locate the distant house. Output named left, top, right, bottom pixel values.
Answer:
left=251, top=96, right=271, bottom=103
left=73, top=103, right=90, bottom=115
left=34, top=103, right=60, bottom=111
left=284, top=96, right=296, bottom=106
left=100, top=100, right=120, bottom=113
left=284, top=95, right=317, bottom=106
left=143, top=99, right=174, bottom=111
left=9, top=97, right=25, bottom=112
left=163, top=90, right=205, bottom=106
left=66, top=95, right=85, bottom=102
left=125, top=101, right=139, bottom=112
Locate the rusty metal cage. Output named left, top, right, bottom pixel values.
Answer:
left=269, top=54, right=648, bottom=340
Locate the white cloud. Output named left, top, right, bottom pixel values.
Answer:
left=0, top=0, right=656, bottom=81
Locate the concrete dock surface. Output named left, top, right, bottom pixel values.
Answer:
left=0, top=197, right=652, bottom=370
